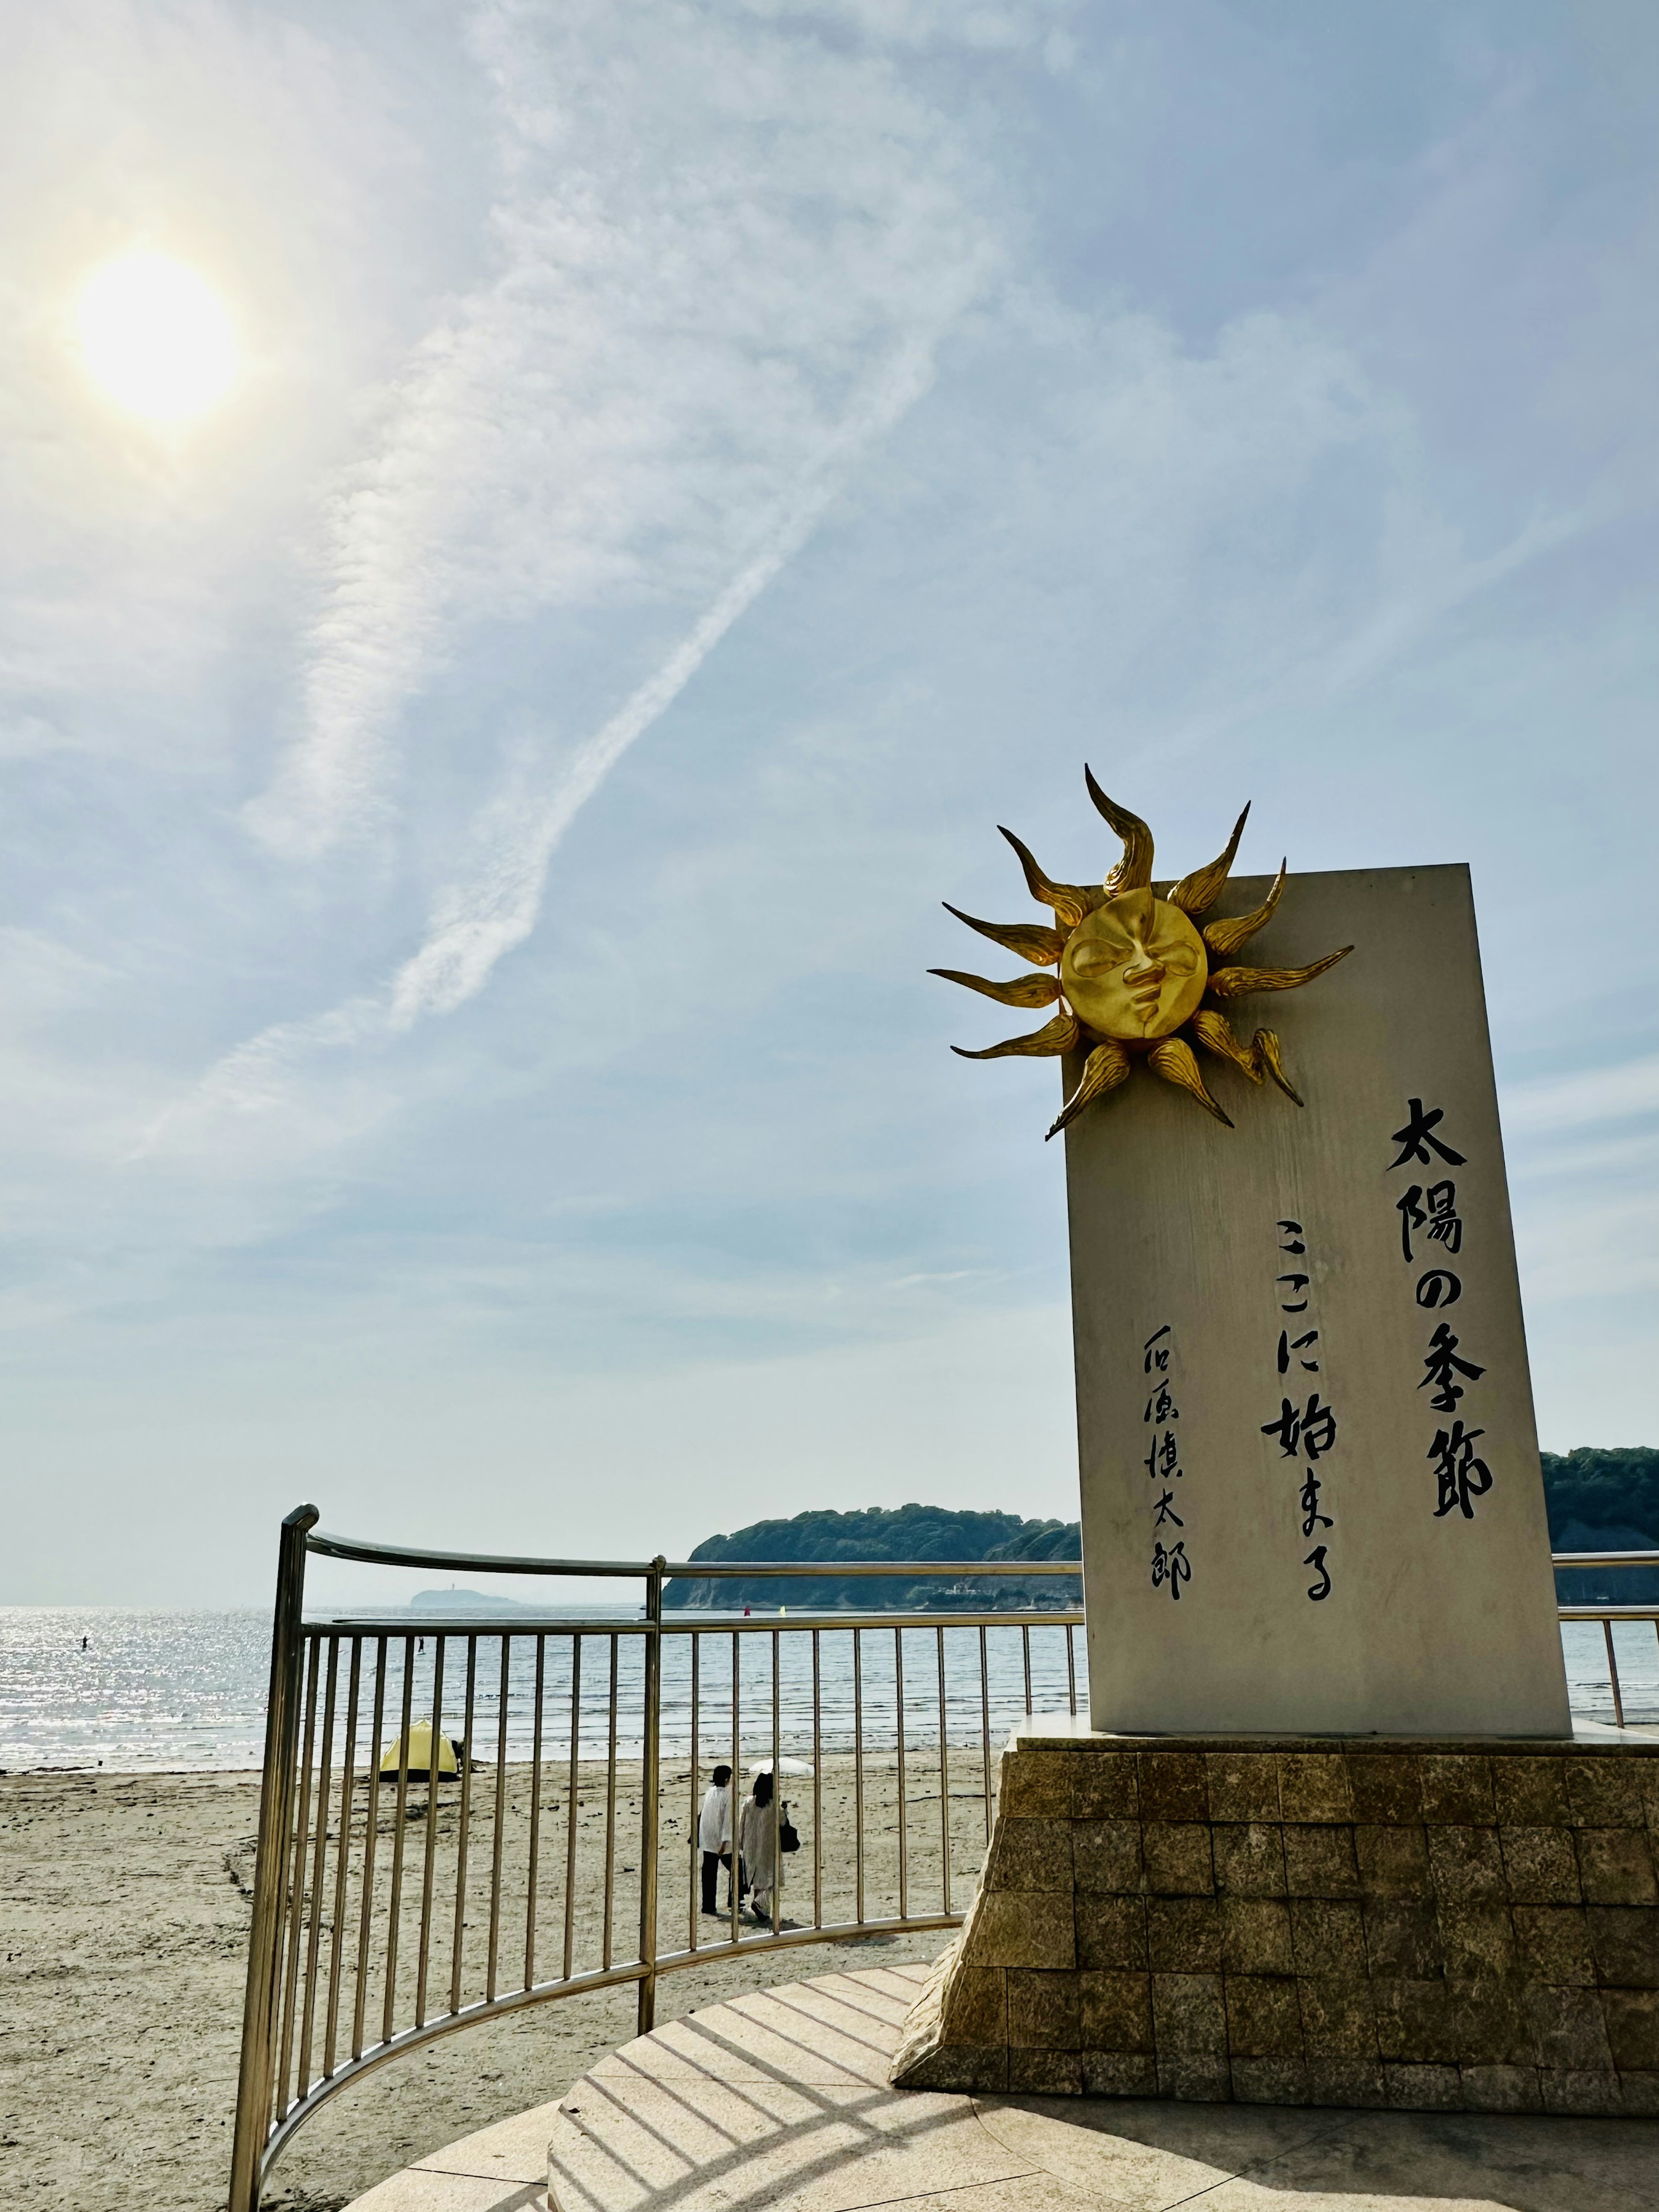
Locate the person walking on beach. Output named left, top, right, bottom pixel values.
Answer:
left=738, top=1769, right=778, bottom=1930
left=698, top=1764, right=734, bottom=1914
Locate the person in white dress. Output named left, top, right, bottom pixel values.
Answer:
left=698, top=1765, right=733, bottom=1914
left=738, top=1770, right=778, bottom=1927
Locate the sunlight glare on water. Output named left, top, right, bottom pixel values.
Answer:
left=1, top=1611, right=1651, bottom=1771
left=0, top=1609, right=273, bottom=1771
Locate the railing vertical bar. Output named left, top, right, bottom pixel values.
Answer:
left=228, top=1503, right=316, bottom=2212
left=729, top=1629, right=741, bottom=1946
left=602, top=1635, right=620, bottom=1970
left=486, top=1635, right=512, bottom=2003
left=688, top=1631, right=701, bottom=1953
left=413, top=1635, right=446, bottom=2030
left=1065, top=1622, right=1077, bottom=1717
left=274, top=1637, right=319, bottom=2119
left=523, top=1636, right=546, bottom=1993
left=380, top=1638, right=416, bottom=2045
left=895, top=1627, right=908, bottom=1922
left=1021, top=1623, right=1033, bottom=1716
left=853, top=1629, right=864, bottom=1928
left=978, top=1626, right=992, bottom=1844
left=269, top=1640, right=315, bottom=2130
left=350, top=1635, right=387, bottom=2063
left=448, top=1637, right=480, bottom=2015
left=561, top=1636, right=582, bottom=1983
left=811, top=1629, right=822, bottom=1931
left=769, top=1626, right=782, bottom=1935
left=295, top=1635, right=340, bottom=2100
left=936, top=1625, right=951, bottom=1917
left=638, top=1558, right=666, bottom=2034
left=321, top=1636, right=362, bottom=2078
left=1603, top=1619, right=1626, bottom=1730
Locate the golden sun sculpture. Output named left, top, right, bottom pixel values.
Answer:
left=932, top=769, right=1353, bottom=1140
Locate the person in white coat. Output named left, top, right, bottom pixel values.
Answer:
left=738, top=1769, right=778, bottom=1927
left=699, top=1765, right=734, bottom=1914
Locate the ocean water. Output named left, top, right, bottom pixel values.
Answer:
left=1, top=1608, right=1653, bottom=1772
left=0, top=1608, right=1088, bottom=1770
left=0, top=1609, right=274, bottom=1771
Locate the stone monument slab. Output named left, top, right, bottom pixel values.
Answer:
left=1062, top=864, right=1570, bottom=1739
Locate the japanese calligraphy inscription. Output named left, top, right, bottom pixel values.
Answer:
left=1261, top=1217, right=1338, bottom=1600
left=1064, top=864, right=1570, bottom=1736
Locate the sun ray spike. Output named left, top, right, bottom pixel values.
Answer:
left=1082, top=766, right=1154, bottom=892
left=940, top=904, right=1065, bottom=967
left=1252, top=1028, right=1303, bottom=1106
left=1202, top=861, right=1287, bottom=959
left=1190, top=1008, right=1263, bottom=1084
left=1045, top=1039, right=1131, bottom=1141
left=1206, top=947, right=1353, bottom=999
left=929, top=968, right=1062, bottom=1010
left=1169, top=803, right=1251, bottom=917
left=996, top=828, right=1103, bottom=930
left=1148, top=1035, right=1233, bottom=1125
left=951, top=1009, right=1081, bottom=1061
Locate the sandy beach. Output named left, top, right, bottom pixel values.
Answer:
left=0, top=1762, right=960, bottom=2212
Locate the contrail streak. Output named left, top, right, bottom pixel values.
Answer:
left=388, top=338, right=939, bottom=1026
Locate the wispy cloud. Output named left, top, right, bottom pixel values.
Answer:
left=249, top=0, right=1002, bottom=860
left=388, top=333, right=944, bottom=1028
left=160, top=2, right=1007, bottom=1146
left=151, top=330, right=945, bottom=1159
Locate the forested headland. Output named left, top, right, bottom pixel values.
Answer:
left=661, top=1451, right=1659, bottom=1611
left=1544, top=1447, right=1659, bottom=1601
left=663, top=1503, right=1082, bottom=1611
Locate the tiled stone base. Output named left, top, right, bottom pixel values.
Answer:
left=890, top=1727, right=1659, bottom=2116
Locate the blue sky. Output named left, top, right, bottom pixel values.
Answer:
left=2, top=0, right=1656, bottom=1603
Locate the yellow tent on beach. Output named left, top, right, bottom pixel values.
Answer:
left=380, top=1720, right=459, bottom=1777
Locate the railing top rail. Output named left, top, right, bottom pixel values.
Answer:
left=303, top=1607, right=1087, bottom=1634
left=663, top=1558, right=1083, bottom=1577
left=306, top=1530, right=658, bottom=1574
left=307, top=1524, right=1656, bottom=1582
left=305, top=1526, right=1083, bottom=1578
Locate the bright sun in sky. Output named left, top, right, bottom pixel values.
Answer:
left=77, top=254, right=236, bottom=420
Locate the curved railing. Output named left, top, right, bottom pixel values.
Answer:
left=229, top=1512, right=1659, bottom=2210
left=227, top=1508, right=1087, bottom=2212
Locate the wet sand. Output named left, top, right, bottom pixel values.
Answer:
left=0, top=1764, right=962, bottom=2211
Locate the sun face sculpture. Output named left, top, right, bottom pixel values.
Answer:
left=932, top=768, right=1353, bottom=1140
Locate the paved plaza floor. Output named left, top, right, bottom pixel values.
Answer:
left=343, top=1960, right=1658, bottom=2212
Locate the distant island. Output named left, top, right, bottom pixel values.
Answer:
left=410, top=1588, right=535, bottom=1613
left=664, top=1503, right=1082, bottom=1612
left=661, top=1453, right=1659, bottom=1612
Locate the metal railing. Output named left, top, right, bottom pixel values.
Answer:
left=227, top=1507, right=1087, bottom=2212
left=1552, top=1548, right=1659, bottom=1731
left=228, top=1513, right=1659, bottom=2211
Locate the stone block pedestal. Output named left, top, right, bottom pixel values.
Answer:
left=891, top=1726, right=1659, bottom=2116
